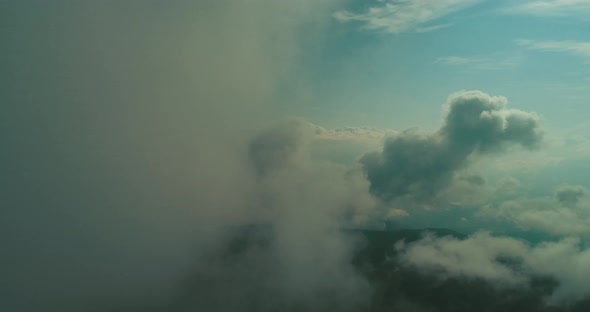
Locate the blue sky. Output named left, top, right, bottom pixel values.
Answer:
left=282, top=0, right=590, bottom=133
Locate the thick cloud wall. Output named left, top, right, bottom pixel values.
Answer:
left=0, top=1, right=375, bottom=311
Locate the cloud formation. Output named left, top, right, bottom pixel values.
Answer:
left=398, top=231, right=590, bottom=304
left=333, top=0, right=480, bottom=34
left=361, top=91, right=542, bottom=203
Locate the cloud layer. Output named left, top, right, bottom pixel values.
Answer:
left=517, top=39, right=590, bottom=61
left=398, top=231, right=590, bottom=304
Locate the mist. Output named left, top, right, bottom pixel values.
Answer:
left=1, top=1, right=373, bottom=311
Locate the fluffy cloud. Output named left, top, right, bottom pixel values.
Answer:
left=361, top=91, right=542, bottom=203
left=398, top=231, right=590, bottom=304
left=398, top=232, right=530, bottom=284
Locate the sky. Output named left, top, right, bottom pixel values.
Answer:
left=283, top=0, right=590, bottom=237
left=295, top=0, right=590, bottom=131
left=3, top=0, right=590, bottom=311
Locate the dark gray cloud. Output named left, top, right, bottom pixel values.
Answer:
left=361, top=91, right=542, bottom=202
left=556, top=185, right=585, bottom=207
left=361, top=130, right=455, bottom=201
left=460, top=174, right=486, bottom=186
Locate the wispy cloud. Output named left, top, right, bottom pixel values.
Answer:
left=415, top=23, right=454, bottom=33
left=517, top=39, right=590, bottom=61
left=435, top=56, right=519, bottom=70
left=506, top=0, right=590, bottom=16
left=313, top=124, right=398, bottom=142
left=333, top=0, right=481, bottom=34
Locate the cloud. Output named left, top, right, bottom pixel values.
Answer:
left=487, top=185, right=590, bottom=237
left=312, top=124, right=398, bottom=142
left=249, top=119, right=313, bottom=177
left=302, top=123, right=401, bottom=166
left=333, top=0, right=481, bottom=34
left=398, top=231, right=590, bottom=304
left=186, top=119, right=378, bottom=311
left=492, top=154, right=564, bottom=172
left=360, top=91, right=543, bottom=203
left=506, top=0, right=590, bottom=17
left=459, top=174, right=486, bottom=186
left=556, top=185, right=585, bottom=207
left=415, top=22, right=454, bottom=33
left=1, top=1, right=379, bottom=311
left=517, top=39, right=590, bottom=61
left=398, top=231, right=530, bottom=284
left=387, top=208, right=410, bottom=218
